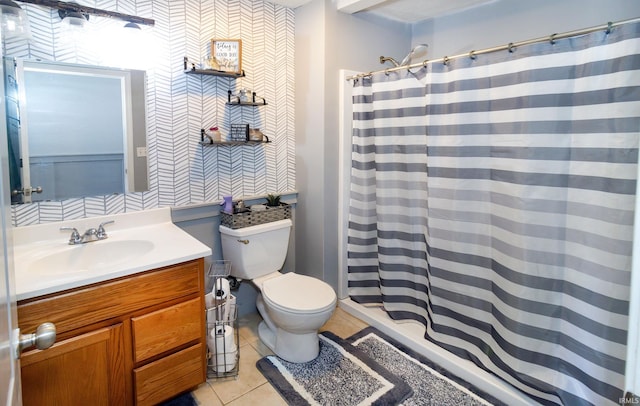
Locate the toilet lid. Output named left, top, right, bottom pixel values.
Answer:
left=261, top=273, right=336, bottom=314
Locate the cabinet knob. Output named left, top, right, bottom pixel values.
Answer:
left=17, top=322, right=56, bottom=358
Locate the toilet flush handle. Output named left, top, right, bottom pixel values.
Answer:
left=237, top=239, right=249, bottom=245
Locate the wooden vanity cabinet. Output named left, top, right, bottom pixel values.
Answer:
left=17, top=258, right=207, bottom=406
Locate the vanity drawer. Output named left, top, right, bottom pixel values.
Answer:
left=133, top=343, right=205, bottom=406
left=132, top=297, right=203, bottom=363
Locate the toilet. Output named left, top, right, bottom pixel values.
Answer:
left=219, top=218, right=337, bottom=363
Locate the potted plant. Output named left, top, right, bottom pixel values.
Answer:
left=261, top=193, right=290, bottom=222
left=265, top=193, right=281, bottom=208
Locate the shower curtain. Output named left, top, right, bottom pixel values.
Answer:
left=348, top=21, right=640, bottom=406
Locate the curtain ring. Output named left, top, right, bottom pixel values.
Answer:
left=508, top=43, right=515, bottom=53
left=606, top=21, right=613, bottom=34
left=469, top=50, right=477, bottom=60
left=549, top=33, right=556, bottom=45
left=422, top=59, right=429, bottom=67
left=443, top=56, right=449, bottom=65
left=384, top=69, right=390, bottom=76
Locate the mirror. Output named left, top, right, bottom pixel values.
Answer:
left=4, top=58, right=149, bottom=204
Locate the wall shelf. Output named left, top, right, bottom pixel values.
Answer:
left=184, top=57, right=245, bottom=78
left=199, top=141, right=270, bottom=147
left=185, top=69, right=245, bottom=78
left=226, top=101, right=267, bottom=106
left=227, top=90, right=267, bottom=105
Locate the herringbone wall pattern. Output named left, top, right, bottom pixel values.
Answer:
left=8, top=0, right=295, bottom=226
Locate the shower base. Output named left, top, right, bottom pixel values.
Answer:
left=339, top=298, right=535, bottom=406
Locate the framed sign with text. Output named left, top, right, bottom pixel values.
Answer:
left=211, top=39, right=242, bottom=74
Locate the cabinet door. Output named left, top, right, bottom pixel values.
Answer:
left=20, top=323, right=126, bottom=406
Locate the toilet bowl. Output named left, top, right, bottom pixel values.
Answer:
left=219, top=219, right=337, bottom=363
left=255, top=272, right=336, bottom=362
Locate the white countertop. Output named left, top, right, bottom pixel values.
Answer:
left=13, top=207, right=212, bottom=301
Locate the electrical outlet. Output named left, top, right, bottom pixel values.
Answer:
left=136, top=147, right=147, bottom=157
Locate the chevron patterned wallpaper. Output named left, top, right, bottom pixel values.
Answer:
left=7, top=0, right=295, bottom=226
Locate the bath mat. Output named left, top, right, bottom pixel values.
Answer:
left=348, top=327, right=506, bottom=406
left=256, top=331, right=413, bottom=405
left=159, top=391, right=197, bottom=406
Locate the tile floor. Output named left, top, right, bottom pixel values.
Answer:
left=190, top=307, right=369, bottom=405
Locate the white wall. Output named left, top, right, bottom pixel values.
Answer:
left=295, top=0, right=411, bottom=286
left=295, top=0, right=327, bottom=283
left=412, top=0, right=640, bottom=59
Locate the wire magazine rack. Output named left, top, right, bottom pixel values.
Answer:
left=205, top=260, right=239, bottom=378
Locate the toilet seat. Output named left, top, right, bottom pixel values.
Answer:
left=261, top=273, right=336, bottom=315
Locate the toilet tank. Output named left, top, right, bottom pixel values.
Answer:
left=219, top=219, right=292, bottom=280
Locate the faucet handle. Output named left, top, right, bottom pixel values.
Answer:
left=60, top=227, right=81, bottom=245
left=97, top=220, right=114, bottom=239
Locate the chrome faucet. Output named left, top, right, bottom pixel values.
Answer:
left=96, top=221, right=113, bottom=239
left=60, top=220, right=114, bottom=245
left=60, top=227, right=81, bottom=245
left=81, top=227, right=99, bottom=243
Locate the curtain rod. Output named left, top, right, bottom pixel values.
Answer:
left=346, top=16, right=640, bottom=81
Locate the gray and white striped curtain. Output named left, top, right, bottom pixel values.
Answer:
left=348, top=21, right=640, bottom=406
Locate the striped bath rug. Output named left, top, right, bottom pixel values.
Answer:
left=348, top=327, right=506, bottom=406
left=256, top=331, right=413, bottom=405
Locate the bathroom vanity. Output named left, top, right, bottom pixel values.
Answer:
left=13, top=208, right=211, bottom=405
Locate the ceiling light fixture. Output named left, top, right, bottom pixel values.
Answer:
left=58, top=8, right=88, bottom=28
left=123, top=21, right=141, bottom=30
left=0, top=0, right=31, bottom=39
left=15, top=0, right=154, bottom=27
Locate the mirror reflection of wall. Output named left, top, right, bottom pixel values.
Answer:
left=24, top=66, right=125, bottom=201
left=5, top=58, right=149, bottom=204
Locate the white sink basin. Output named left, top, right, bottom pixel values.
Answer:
left=29, top=240, right=155, bottom=275
left=13, top=208, right=212, bottom=301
